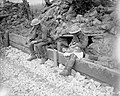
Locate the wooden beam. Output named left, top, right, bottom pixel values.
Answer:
left=9, top=33, right=28, bottom=47
left=49, top=50, right=120, bottom=92
left=10, top=41, right=30, bottom=54
left=75, top=59, right=120, bottom=90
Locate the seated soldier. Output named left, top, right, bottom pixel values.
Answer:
left=59, top=25, right=88, bottom=76
left=35, top=25, right=52, bottom=64
left=27, top=18, right=52, bottom=63
left=27, top=18, right=42, bottom=61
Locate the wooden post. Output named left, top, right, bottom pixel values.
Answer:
left=57, top=42, right=62, bottom=52
left=4, top=31, right=9, bottom=47
left=53, top=49, right=58, bottom=66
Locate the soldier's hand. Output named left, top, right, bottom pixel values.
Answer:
left=64, top=52, right=71, bottom=57
left=31, top=41, right=38, bottom=44
left=70, top=44, right=76, bottom=48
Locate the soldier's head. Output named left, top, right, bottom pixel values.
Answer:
left=31, top=18, right=41, bottom=26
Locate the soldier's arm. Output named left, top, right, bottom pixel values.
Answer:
left=35, top=26, right=48, bottom=43
left=77, top=35, right=88, bottom=48
left=29, top=26, right=37, bottom=41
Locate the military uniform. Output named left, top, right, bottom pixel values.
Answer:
left=59, top=25, right=88, bottom=76
left=35, top=24, right=52, bottom=63
left=27, top=19, right=41, bottom=61
left=27, top=18, right=52, bottom=63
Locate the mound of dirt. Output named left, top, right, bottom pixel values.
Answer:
left=0, top=1, right=33, bottom=37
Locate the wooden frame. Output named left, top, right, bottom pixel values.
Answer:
left=8, top=33, right=120, bottom=92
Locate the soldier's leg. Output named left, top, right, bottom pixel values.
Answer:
left=37, top=42, right=48, bottom=64
left=59, top=54, right=77, bottom=76
left=36, top=43, right=45, bottom=57
left=85, top=48, right=98, bottom=61
left=34, top=44, right=41, bottom=58
left=27, top=43, right=37, bottom=61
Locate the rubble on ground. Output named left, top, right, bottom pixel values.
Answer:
left=0, top=47, right=116, bottom=96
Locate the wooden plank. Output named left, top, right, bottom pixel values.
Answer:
left=9, top=33, right=28, bottom=47
left=60, top=34, right=73, bottom=37
left=10, top=41, right=30, bottom=54
left=9, top=33, right=56, bottom=60
left=58, top=51, right=120, bottom=92
left=49, top=49, right=120, bottom=90
left=75, top=59, right=120, bottom=90
left=53, top=49, right=58, bottom=66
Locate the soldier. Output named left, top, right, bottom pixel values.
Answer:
left=27, top=18, right=52, bottom=63
left=27, top=18, right=42, bottom=61
left=59, top=25, right=88, bottom=76
left=35, top=25, right=52, bottom=64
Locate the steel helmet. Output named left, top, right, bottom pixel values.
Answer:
left=69, top=25, right=81, bottom=34
left=31, top=18, right=41, bottom=26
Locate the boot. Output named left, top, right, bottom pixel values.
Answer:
left=27, top=54, right=37, bottom=61
left=40, top=58, right=48, bottom=64
left=59, top=54, right=76, bottom=76
left=59, top=67, right=71, bottom=76
left=27, top=43, right=37, bottom=61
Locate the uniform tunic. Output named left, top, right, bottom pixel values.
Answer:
left=30, top=24, right=42, bottom=41
left=64, top=32, right=88, bottom=59
left=34, top=24, right=52, bottom=59
left=29, top=23, right=52, bottom=59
